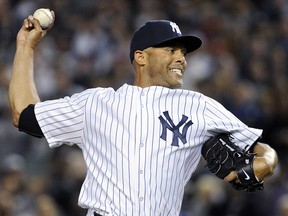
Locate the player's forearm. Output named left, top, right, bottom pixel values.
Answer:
left=9, top=45, right=40, bottom=127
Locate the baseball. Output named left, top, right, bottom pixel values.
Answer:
left=33, top=8, right=53, bottom=29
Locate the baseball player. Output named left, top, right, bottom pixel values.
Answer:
left=9, top=12, right=278, bottom=216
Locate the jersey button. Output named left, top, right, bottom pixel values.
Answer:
left=139, top=197, right=144, bottom=201
left=140, top=170, right=143, bottom=174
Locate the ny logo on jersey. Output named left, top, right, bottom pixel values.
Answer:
left=158, top=111, right=193, bottom=147
left=169, top=22, right=182, bottom=34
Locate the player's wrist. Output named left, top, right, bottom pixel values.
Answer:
left=18, top=43, right=36, bottom=55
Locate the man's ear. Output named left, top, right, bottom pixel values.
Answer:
left=134, top=50, right=146, bottom=65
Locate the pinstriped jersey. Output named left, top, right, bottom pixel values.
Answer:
left=35, top=83, right=262, bottom=216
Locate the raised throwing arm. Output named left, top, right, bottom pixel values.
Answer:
left=9, top=14, right=54, bottom=127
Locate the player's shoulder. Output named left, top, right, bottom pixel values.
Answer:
left=65, top=87, right=115, bottom=103
left=82, top=86, right=116, bottom=96
left=176, top=88, right=227, bottom=108
left=173, top=88, right=206, bottom=99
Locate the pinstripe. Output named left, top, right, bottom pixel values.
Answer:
left=35, top=84, right=263, bottom=216
left=126, top=87, right=135, bottom=215
left=141, top=88, right=148, bottom=214
left=137, top=87, right=143, bottom=215
left=114, top=91, right=121, bottom=211
left=172, top=91, right=195, bottom=212
left=158, top=89, right=169, bottom=212
left=145, top=87, right=158, bottom=215
left=151, top=86, right=164, bottom=215
left=98, top=90, right=111, bottom=204
left=147, top=87, right=156, bottom=215
left=120, top=89, right=127, bottom=214
left=162, top=89, right=177, bottom=213
left=104, top=91, right=115, bottom=212
left=183, top=94, right=204, bottom=181
left=87, top=90, right=101, bottom=207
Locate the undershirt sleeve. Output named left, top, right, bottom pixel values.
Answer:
left=18, top=104, right=44, bottom=138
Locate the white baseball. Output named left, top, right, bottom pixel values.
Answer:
left=33, top=8, right=53, bottom=29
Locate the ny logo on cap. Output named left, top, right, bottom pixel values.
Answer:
left=169, top=22, right=182, bottom=34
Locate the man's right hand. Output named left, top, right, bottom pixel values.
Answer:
left=17, top=12, right=55, bottom=49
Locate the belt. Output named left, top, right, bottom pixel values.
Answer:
left=94, top=213, right=101, bottom=216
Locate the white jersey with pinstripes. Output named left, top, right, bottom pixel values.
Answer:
left=34, top=83, right=262, bottom=216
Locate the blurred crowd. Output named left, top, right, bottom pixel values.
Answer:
left=1, top=0, right=288, bottom=215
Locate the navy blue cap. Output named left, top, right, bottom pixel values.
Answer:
left=129, top=20, right=202, bottom=62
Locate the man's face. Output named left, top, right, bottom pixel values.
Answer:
left=143, top=45, right=187, bottom=88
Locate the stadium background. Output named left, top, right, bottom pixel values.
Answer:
left=0, top=0, right=288, bottom=215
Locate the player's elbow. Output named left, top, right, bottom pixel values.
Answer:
left=9, top=100, right=28, bottom=128
left=254, top=142, right=278, bottom=176
left=8, top=94, right=39, bottom=128
left=266, top=147, right=278, bottom=176
left=10, top=104, right=22, bottom=128
left=9, top=92, right=23, bottom=127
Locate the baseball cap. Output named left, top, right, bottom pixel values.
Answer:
left=129, top=20, right=202, bottom=62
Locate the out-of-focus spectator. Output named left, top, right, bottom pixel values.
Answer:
left=0, top=154, right=34, bottom=216
left=181, top=174, right=229, bottom=216
left=36, top=194, right=60, bottom=216
left=1, top=0, right=288, bottom=215
left=277, top=194, right=288, bottom=216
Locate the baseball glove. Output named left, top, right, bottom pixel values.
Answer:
left=201, top=134, right=264, bottom=192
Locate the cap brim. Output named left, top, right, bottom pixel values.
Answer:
left=153, top=35, right=202, bottom=53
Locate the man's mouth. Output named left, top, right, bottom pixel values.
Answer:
left=170, top=68, right=183, bottom=76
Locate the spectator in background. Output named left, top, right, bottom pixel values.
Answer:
left=1, top=0, right=287, bottom=215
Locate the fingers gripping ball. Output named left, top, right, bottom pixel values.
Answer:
left=33, top=8, right=53, bottom=29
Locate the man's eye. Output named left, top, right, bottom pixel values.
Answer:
left=167, top=48, right=174, bottom=53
